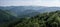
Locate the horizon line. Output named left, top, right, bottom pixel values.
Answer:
left=0, top=5, right=60, bottom=7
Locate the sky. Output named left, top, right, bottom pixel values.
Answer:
left=0, top=0, right=60, bottom=7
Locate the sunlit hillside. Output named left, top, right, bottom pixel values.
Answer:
left=14, top=11, right=60, bottom=27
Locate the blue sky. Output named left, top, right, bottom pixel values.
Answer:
left=0, top=0, right=60, bottom=6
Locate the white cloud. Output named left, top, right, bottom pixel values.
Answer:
left=32, top=0, right=60, bottom=7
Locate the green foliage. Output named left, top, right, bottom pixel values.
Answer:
left=15, top=10, right=60, bottom=27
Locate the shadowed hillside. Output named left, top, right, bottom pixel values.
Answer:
left=0, top=9, right=20, bottom=27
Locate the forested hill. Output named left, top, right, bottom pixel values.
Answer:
left=0, top=9, right=60, bottom=27
left=14, top=10, right=60, bottom=27
left=0, top=9, right=20, bottom=27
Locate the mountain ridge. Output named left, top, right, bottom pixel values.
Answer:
left=0, top=6, right=60, bottom=18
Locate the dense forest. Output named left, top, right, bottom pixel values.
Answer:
left=0, top=9, right=60, bottom=27
left=15, top=10, right=60, bottom=27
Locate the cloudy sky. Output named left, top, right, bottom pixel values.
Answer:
left=0, top=0, right=60, bottom=6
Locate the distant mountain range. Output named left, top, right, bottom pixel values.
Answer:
left=0, top=6, right=60, bottom=27
left=0, top=6, right=60, bottom=18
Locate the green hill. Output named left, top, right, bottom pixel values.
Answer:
left=14, top=11, right=60, bottom=27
